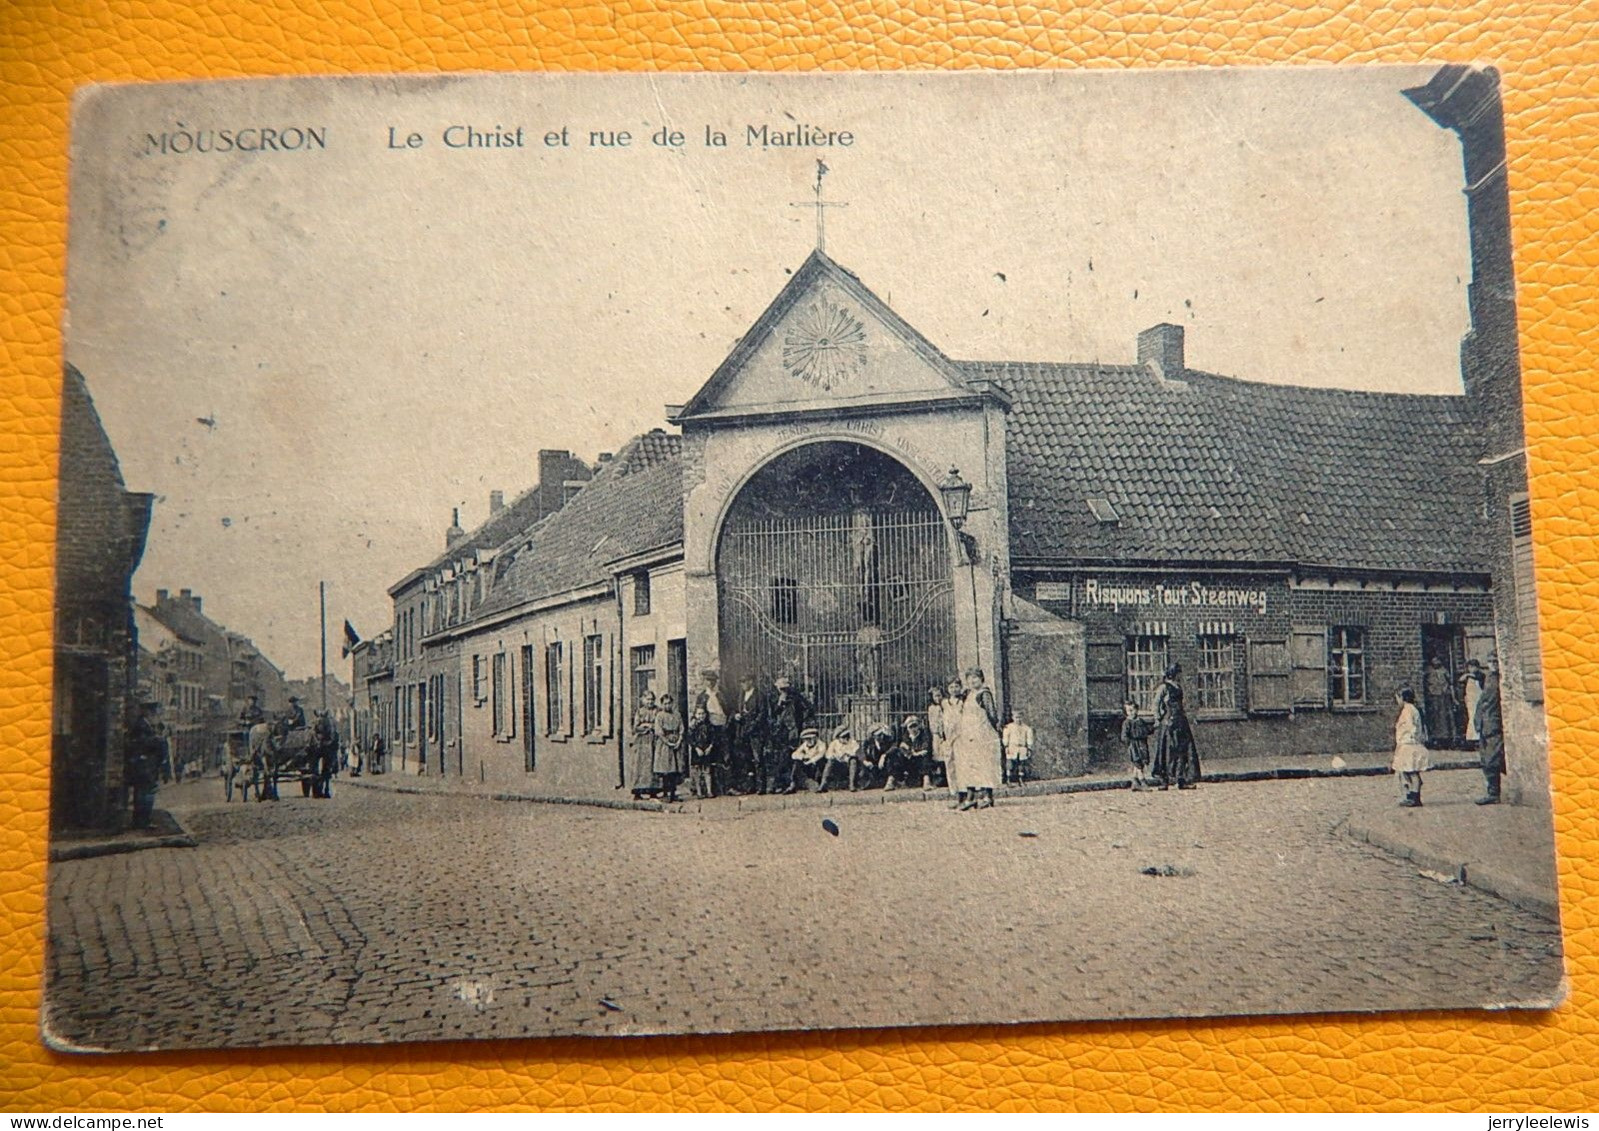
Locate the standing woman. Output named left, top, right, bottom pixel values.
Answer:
left=1460, top=660, right=1486, bottom=749
left=652, top=693, right=687, bottom=803
left=952, top=667, right=1004, bottom=810
left=627, top=689, right=658, bottom=800
left=926, top=686, right=949, bottom=793
left=1393, top=687, right=1430, bottom=807
left=1153, top=663, right=1201, bottom=790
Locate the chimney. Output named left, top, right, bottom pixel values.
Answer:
left=446, top=507, right=466, bottom=549
left=489, top=490, right=505, bottom=515
left=156, top=588, right=169, bottom=604
left=597, top=452, right=613, bottom=465
left=1137, top=323, right=1186, bottom=380
left=192, top=595, right=202, bottom=613
left=179, top=587, right=191, bottom=600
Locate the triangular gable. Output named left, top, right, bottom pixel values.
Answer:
left=674, top=250, right=973, bottom=420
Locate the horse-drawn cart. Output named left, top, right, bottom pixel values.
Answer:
left=223, top=722, right=338, bottom=801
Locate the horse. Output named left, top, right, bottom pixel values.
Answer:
left=248, top=722, right=281, bottom=801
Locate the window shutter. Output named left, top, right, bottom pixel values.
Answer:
left=1510, top=494, right=1544, bottom=702
left=1086, top=638, right=1125, bottom=717
left=604, top=632, right=616, bottom=738
left=505, top=651, right=516, bottom=740
left=1290, top=625, right=1328, bottom=708
left=1247, top=637, right=1291, bottom=714
left=566, top=641, right=576, bottom=737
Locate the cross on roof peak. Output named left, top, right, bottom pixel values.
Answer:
left=790, top=159, right=847, bottom=253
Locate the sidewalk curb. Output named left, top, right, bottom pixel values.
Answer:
left=349, top=759, right=1480, bottom=815
left=1343, top=818, right=1559, bottom=923
left=49, top=810, right=197, bottom=862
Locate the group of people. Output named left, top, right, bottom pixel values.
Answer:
left=625, top=667, right=1034, bottom=811
left=1393, top=655, right=1507, bottom=808
left=1422, top=655, right=1496, bottom=749
left=1119, top=663, right=1203, bottom=791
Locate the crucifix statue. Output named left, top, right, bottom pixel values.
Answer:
left=790, top=158, right=847, bottom=253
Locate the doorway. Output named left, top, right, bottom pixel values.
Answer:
left=1420, top=625, right=1464, bottom=748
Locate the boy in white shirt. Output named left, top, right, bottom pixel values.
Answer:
left=785, top=726, right=826, bottom=793
left=1002, top=711, right=1035, bottom=786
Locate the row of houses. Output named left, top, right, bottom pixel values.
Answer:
left=347, top=64, right=1546, bottom=805
left=53, top=365, right=302, bottom=828
left=133, top=588, right=297, bottom=776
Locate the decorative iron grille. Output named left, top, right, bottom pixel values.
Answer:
left=718, top=509, right=955, bottom=734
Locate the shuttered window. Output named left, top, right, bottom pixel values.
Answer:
left=492, top=653, right=508, bottom=737
left=1291, top=626, right=1329, bottom=708
left=1086, top=639, right=1126, bottom=717
left=1510, top=494, right=1544, bottom=702
left=545, top=643, right=564, bottom=735
left=1247, top=637, right=1291, bottom=714
left=582, top=634, right=604, bottom=735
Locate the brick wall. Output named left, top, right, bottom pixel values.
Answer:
left=53, top=365, right=151, bottom=831
left=1023, top=572, right=1494, bottom=768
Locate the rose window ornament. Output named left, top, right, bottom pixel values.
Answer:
left=782, top=302, right=868, bottom=391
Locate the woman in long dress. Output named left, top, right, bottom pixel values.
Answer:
left=1392, top=687, right=1431, bottom=807
left=651, top=693, right=687, bottom=803
left=952, top=667, right=1004, bottom=810
left=627, top=689, right=658, bottom=800
left=1152, top=663, right=1201, bottom=790
left=1460, top=660, right=1486, bottom=747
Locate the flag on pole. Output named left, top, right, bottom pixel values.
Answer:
left=341, top=619, right=361, bottom=657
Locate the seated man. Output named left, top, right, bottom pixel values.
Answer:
left=816, top=725, right=858, bottom=793
left=856, top=723, right=899, bottom=791
left=784, top=726, right=826, bottom=793
left=894, top=713, right=937, bottom=789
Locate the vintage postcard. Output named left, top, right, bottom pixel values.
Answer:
left=48, top=67, right=1563, bottom=1051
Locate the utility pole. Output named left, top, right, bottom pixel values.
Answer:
left=320, top=580, right=328, bottom=714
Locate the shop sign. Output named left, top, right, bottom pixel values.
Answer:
left=1082, top=577, right=1269, bottom=615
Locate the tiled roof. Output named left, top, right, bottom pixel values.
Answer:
left=417, top=469, right=588, bottom=578
left=974, top=361, right=1486, bottom=574
left=477, top=431, right=684, bottom=616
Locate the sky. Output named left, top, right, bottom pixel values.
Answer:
left=64, top=67, right=1474, bottom=679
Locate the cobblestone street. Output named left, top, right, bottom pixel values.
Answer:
left=45, top=770, right=1564, bottom=1050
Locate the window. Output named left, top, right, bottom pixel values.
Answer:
left=583, top=634, right=604, bottom=734
left=1125, top=635, right=1169, bottom=714
left=630, top=644, right=657, bottom=711
left=1329, top=627, right=1366, bottom=706
left=633, top=572, right=652, bottom=617
left=1195, top=634, right=1236, bottom=712
left=471, top=654, right=485, bottom=703
left=492, top=652, right=508, bottom=736
left=545, top=642, right=565, bottom=735
left=771, top=576, right=799, bottom=625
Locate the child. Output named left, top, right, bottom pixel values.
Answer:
left=1001, top=711, right=1035, bottom=786
left=687, top=704, right=717, bottom=799
left=651, top=693, right=687, bottom=803
left=786, top=726, right=826, bottom=792
left=1122, top=700, right=1153, bottom=790
left=1393, top=687, right=1430, bottom=807
left=818, top=724, right=856, bottom=793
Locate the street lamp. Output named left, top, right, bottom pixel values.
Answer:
left=938, top=467, right=977, bottom=563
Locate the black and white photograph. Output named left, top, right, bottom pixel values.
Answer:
left=48, top=66, right=1563, bottom=1051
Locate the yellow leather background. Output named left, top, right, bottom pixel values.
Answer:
left=3, top=0, right=1597, bottom=1112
